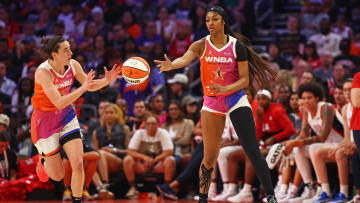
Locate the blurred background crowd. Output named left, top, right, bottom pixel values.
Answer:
left=0, top=0, right=360, bottom=202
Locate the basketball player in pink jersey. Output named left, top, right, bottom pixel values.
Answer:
left=155, top=6, right=278, bottom=203
left=31, top=36, right=121, bottom=203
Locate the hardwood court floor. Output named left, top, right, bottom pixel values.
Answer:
left=2, top=200, right=195, bottom=203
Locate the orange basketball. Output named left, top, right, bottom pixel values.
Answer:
left=122, top=57, right=150, bottom=84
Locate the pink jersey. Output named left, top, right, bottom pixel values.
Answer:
left=31, top=60, right=78, bottom=145
left=32, top=60, right=76, bottom=111
left=200, top=35, right=239, bottom=96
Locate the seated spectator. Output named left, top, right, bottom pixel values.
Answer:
left=166, top=73, right=190, bottom=103
left=121, top=11, right=141, bottom=40
left=277, top=16, right=306, bottom=61
left=116, top=98, right=130, bottom=124
left=299, top=71, right=315, bottom=86
left=334, top=38, right=359, bottom=77
left=182, top=95, right=200, bottom=125
left=155, top=6, right=175, bottom=44
left=11, top=77, right=33, bottom=116
left=149, top=95, right=167, bottom=127
left=304, top=42, right=322, bottom=70
left=267, top=43, right=291, bottom=70
left=0, top=61, right=17, bottom=97
left=309, top=17, right=341, bottom=57
left=169, top=20, right=192, bottom=60
left=157, top=118, right=203, bottom=200
left=92, top=103, right=130, bottom=189
left=326, top=80, right=354, bottom=202
left=283, top=82, right=344, bottom=202
left=124, top=114, right=175, bottom=199
left=332, top=84, right=347, bottom=113
left=314, top=51, right=334, bottom=82
left=327, top=63, right=346, bottom=96
left=0, top=131, right=18, bottom=181
left=85, top=35, right=106, bottom=72
left=162, top=100, right=194, bottom=166
left=126, top=100, right=147, bottom=133
left=136, top=21, right=162, bottom=56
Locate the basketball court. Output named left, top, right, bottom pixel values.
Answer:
left=8, top=200, right=194, bottom=203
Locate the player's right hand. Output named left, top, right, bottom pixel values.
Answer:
left=154, top=54, right=173, bottom=72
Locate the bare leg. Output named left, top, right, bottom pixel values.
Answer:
left=228, top=149, right=245, bottom=183
left=63, top=138, right=85, bottom=198
left=199, top=111, right=225, bottom=197
left=123, top=155, right=137, bottom=187
left=43, top=153, right=65, bottom=181
left=97, top=150, right=109, bottom=182
left=63, top=159, right=72, bottom=187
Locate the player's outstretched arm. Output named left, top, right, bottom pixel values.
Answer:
left=35, top=68, right=95, bottom=110
left=154, top=40, right=202, bottom=72
left=72, top=59, right=122, bottom=92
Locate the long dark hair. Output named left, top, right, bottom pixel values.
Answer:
left=206, top=6, right=278, bottom=91
left=165, top=100, right=185, bottom=126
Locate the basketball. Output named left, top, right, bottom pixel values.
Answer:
left=122, top=57, right=150, bottom=85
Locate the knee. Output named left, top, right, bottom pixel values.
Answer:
left=70, top=157, right=84, bottom=174
left=123, top=155, right=135, bottom=165
left=335, top=149, right=346, bottom=161
left=164, top=156, right=176, bottom=167
left=53, top=168, right=65, bottom=181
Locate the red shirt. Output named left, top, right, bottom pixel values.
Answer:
left=351, top=72, right=360, bottom=130
left=255, top=103, right=295, bottom=142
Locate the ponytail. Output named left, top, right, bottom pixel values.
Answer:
left=224, top=25, right=278, bottom=91
left=40, top=36, right=66, bottom=59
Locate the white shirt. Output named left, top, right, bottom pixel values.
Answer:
left=128, top=128, right=174, bottom=151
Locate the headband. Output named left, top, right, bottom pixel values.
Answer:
left=257, top=89, right=272, bottom=100
left=206, top=6, right=229, bottom=24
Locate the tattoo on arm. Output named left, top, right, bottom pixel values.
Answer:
left=303, top=136, right=320, bottom=145
left=319, top=105, right=335, bottom=142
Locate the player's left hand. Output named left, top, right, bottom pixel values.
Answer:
left=206, top=81, right=228, bottom=95
left=104, top=64, right=122, bottom=83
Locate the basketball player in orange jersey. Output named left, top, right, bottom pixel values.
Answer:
left=155, top=6, right=278, bottom=203
left=31, top=36, right=121, bottom=203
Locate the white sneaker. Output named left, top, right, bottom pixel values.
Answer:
left=227, top=189, right=254, bottom=203
left=276, top=190, right=288, bottom=200
left=347, top=194, right=360, bottom=203
left=125, top=186, right=139, bottom=199
left=211, top=189, right=237, bottom=201
left=194, top=187, right=217, bottom=201
left=303, top=187, right=323, bottom=203
left=279, top=191, right=298, bottom=203
left=288, top=185, right=317, bottom=203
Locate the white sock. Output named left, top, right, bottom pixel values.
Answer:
left=321, top=183, right=331, bottom=196
left=228, top=183, right=237, bottom=192
left=222, top=183, right=229, bottom=192
left=210, top=182, right=217, bottom=192
left=279, top=184, right=288, bottom=194
left=340, top=185, right=348, bottom=197
left=290, top=185, right=298, bottom=194
left=243, top=184, right=252, bottom=192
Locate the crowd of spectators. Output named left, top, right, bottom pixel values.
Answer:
left=0, top=0, right=360, bottom=202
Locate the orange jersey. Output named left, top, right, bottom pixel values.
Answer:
left=200, top=35, right=239, bottom=96
left=31, top=60, right=76, bottom=111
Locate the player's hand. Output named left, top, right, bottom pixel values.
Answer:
left=83, top=69, right=95, bottom=91
left=255, top=106, right=264, bottom=121
left=283, top=140, right=301, bottom=155
left=154, top=54, right=173, bottom=72
left=206, top=81, right=229, bottom=95
left=104, top=64, right=122, bottom=83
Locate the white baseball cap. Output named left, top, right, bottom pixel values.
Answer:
left=0, top=114, right=10, bottom=127
left=167, top=73, right=188, bottom=84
